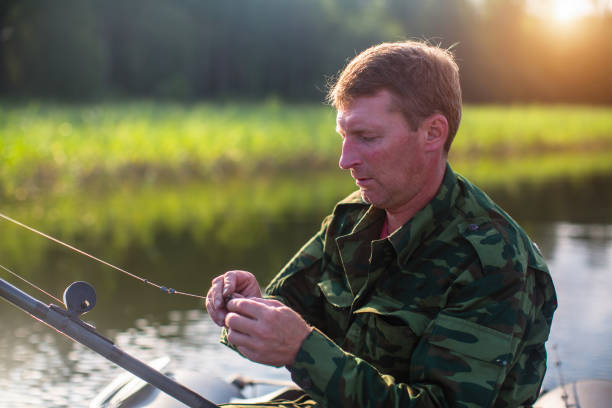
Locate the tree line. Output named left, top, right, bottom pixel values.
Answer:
left=1, top=0, right=611, bottom=103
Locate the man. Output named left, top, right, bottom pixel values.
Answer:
left=206, top=41, right=557, bottom=407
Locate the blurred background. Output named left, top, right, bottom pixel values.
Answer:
left=0, top=1, right=611, bottom=406
left=1, top=0, right=612, bottom=102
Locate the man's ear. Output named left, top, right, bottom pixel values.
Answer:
left=421, top=113, right=449, bottom=152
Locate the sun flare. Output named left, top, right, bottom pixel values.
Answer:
left=550, top=0, right=593, bottom=22
left=528, top=0, right=597, bottom=23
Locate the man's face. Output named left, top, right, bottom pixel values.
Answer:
left=336, top=90, right=430, bottom=211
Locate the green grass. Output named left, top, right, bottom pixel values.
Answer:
left=454, top=105, right=612, bottom=154
left=1, top=101, right=611, bottom=200
left=0, top=100, right=339, bottom=199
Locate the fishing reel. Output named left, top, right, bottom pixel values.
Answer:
left=63, top=281, right=97, bottom=316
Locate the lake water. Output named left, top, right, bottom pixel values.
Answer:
left=0, top=173, right=611, bottom=407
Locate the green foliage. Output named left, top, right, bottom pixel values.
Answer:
left=101, top=0, right=197, bottom=98
left=2, top=1, right=611, bottom=102
left=3, top=0, right=108, bottom=98
left=1, top=101, right=611, bottom=202
left=454, top=105, right=612, bottom=154
left=0, top=101, right=338, bottom=199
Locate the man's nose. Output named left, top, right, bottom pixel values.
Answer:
left=339, top=137, right=361, bottom=170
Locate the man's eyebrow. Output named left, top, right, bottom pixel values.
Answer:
left=348, top=122, right=381, bottom=133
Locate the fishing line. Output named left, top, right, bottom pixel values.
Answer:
left=0, top=262, right=63, bottom=304
left=0, top=212, right=205, bottom=300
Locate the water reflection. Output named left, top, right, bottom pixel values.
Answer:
left=542, top=223, right=612, bottom=388
left=0, top=309, right=288, bottom=406
left=1, top=172, right=611, bottom=406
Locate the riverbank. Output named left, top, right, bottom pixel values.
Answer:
left=2, top=101, right=611, bottom=200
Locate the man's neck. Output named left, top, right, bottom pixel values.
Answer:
left=384, top=160, right=447, bottom=234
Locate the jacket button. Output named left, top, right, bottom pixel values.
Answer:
left=468, top=224, right=479, bottom=231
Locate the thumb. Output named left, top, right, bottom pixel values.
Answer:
left=223, top=273, right=236, bottom=297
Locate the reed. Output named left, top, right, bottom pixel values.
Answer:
left=1, top=101, right=611, bottom=200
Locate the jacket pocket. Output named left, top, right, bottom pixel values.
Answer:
left=417, top=313, right=513, bottom=407
left=317, top=278, right=353, bottom=309
left=350, top=304, right=431, bottom=380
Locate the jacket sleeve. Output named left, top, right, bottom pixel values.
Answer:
left=285, top=258, right=549, bottom=408
left=287, top=327, right=449, bottom=407
left=220, top=217, right=329, bottom=352
left=264, top=215, right=331, bottom=329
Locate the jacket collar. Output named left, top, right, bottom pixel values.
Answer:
left=386, top=163, right=460, bottom=268
left=336, top=163, right=461, bottom=264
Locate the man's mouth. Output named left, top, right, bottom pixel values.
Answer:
left=355, top=177, right=373, bottom=187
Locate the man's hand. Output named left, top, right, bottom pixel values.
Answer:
left=224, top=297, right=312, bottom=367
left=205, top=270, right=262, bottom=326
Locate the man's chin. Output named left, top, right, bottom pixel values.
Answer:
left=360, top=190, right=381, bottom=207
left=361, top=190, right=394, bottom=209
left=360, top=190, right=370, bottom=203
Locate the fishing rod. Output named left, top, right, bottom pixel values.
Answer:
left=551, top=344, right=570, bottom=408
left=0, top=212, right=205, bottom=299
left=0, top=213, right=220, bottom=405
left=0, top=276, right=218, bottom=408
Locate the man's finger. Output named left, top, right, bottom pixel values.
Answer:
left=226, top=326, right=255, bottom=349
left=211, top=276, right=225, bottom=308
left=205, top=293, right=225, bottom=326
left=236, top=345, right=262, bottom=364
left=205, top=291, right=214, bottom=314
left=205, top=289, right=217, bottom=316
left=225, top=297, right=266, bottom=319
left=223, top=271, right=236, bottom=297
left=221, top=270, right=261, bottom=299
left=252, top=297, right=284, bottom=308
left=225, top=310, right=258, bottom=335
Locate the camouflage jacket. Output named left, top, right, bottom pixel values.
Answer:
left=264, top=164, right=557, bottom=408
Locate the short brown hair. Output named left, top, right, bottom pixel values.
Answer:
left=327, top=41, right=462, bottom=151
